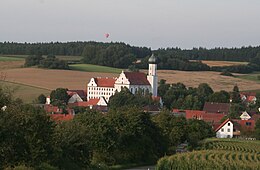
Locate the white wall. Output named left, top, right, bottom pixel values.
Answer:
left=216, top=121, right=233, bottom=138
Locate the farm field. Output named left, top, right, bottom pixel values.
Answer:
left=0, top=67, right=260, bottom=92
left=69, top=64, right=122, bottom=74
left=156, top=70, right=260, bottom=92
left=191, top=60, right=248, bottom=67
left=0, top=80, right=50, bottom=103
left=156, top=139, right=260, bottom=170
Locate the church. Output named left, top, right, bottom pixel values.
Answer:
left=87, top=54, right=158, bottom=102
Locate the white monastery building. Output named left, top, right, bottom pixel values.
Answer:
left=87, top=54, right=158, bottom=102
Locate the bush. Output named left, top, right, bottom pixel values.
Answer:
left=220, top=71, right=234, bottom=77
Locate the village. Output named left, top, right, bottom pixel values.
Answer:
left=43, top=54, right=260, bottom=140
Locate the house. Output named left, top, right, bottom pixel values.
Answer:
left=173, top=109, right=225, bottom=125
left=240, top=111, right=251, bottom=120
left=67, top=90, right=86, bottom=100
left=240, top=92, right=257, bottom=105
left=203, top=102, right=231, bottom=115
left=68, top=93, right=83, bottom=103
left=68, top=97, right=108, bottom=112
left=87, top=54, right=159, bottom=102
left=215, top=119, right=233, bottom=138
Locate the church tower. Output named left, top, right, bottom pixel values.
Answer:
left=147, top=54, right=158, bottom=96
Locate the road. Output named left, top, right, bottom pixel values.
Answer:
left=125, top=166, right=155, bottom=170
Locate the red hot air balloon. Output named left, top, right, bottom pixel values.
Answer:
left=105, top=33, right=109, bottom=38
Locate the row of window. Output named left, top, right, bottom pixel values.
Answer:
left=88, top=87, right=114, bottom=91
left=221, top=128, right=231, bottom=132
left=89, top=92, right=114, bottom=96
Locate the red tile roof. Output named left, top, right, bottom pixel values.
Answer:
left=50, top=114, right=74, bottom=122
left=173, top=109, right=225, bottom=124
left=68, top=99, right=100, bottom=107
left=94, top=77, right=115, bottom=87
left=215, top=118, right=231, bottom=132
left=124, top=72, right=150, bottom=85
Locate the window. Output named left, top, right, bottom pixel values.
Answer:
left=246, top=122, right=252, bottom=126
left=227, top=135, right=231, bottom=138
left=221, top=128, right=224, bottom=132
left=228, top=123, right=230, bottom=126
left=227, top=129, right=230, bottom=132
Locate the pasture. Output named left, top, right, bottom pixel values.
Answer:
left=0, top=80, right=50, bottom=103
left=156, top=139, right=260, bottom=170
left=69, top=64, right=122, bottom=74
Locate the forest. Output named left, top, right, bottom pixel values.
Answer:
left=1, top=41, right=260, bottom=72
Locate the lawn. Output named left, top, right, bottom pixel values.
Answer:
left=0, top=80, right=50, bottom=103
left=69, top=64, right=122, bottom=74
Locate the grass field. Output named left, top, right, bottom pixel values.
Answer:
left=0, top=80, right=50, bottom=103
left=69, top=64, right=122, bottom=73
left=237, top=72, right=260, bottom=83
left=0, top=56, right=24, bottom=61
left=157, top=138, right=260, bottom=170
left=191, top=60, right=249, bottom=67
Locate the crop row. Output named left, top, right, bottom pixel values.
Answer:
left=156, top=150, right=260, bottom=170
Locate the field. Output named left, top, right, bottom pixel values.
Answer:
left=156, top=70, right=260, bottom=92
left=192, top=60, right=248, bottom=67
left=69, top=64, right=122, bottom=73
left=0, top=80, right=50, bottom=103
left=156, top=139, right=260, bottom=170
left=237, top=72, right=260, bottom=83
left=0, top=57, right=259, bottom=102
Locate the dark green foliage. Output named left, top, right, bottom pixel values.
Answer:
left=37, top=94, right=46, bottom=104
left=0, top=104, right=56, bottom=168
left=231, top=85, right=241, bottom=103
left=209, top=90, right=230, bottom=103
left=54, top=121, right=91, bottom=170
left=254, top=119, right=260, bottom=139
left=152, top=110, right=187, bottom=154
left=161, top=81, right=213, bottom=110
left=186, top=119, right=214, bottom=148
left=24, top=55, right=44, bottom=67
left=24, top=55, right=69, bottom=70
left=50, top=88, right=69, bottom=105
left=108, top=87, right=155, bottom=110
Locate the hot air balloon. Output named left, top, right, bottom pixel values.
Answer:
left=105, top=33, right=109, bottom=38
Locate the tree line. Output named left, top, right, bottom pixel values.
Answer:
left=1, top=41, right=260, bottom=72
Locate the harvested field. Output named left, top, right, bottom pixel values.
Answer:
left=0, top=61, right=24, bottom=70
left=157, top=70, right=260, bottom=91
left=3, top=68, right=118, bottom=90
left=2, top=67, right=260, bottom=92
left=194, top=60, right=248, bottom=67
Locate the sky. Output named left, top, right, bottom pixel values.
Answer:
left=0, top=0, right=260, bottom=49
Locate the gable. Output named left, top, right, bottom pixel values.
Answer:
left=240, top=111, right=251, bottom=120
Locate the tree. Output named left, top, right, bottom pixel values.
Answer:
left=197, top=83, right=214, bottom=100
left=50, top=88, right=69, bottom=105
left=0, top=104, right=56, bottom=168
left=38, top=94, right=46, bottom=104
left=209, top=90, right=230, bottom=103
left=231, top=85, right=241, bottom=103
left=152, top=110, right=187, bottom=154
left=254, top=119, right=260, bottom=140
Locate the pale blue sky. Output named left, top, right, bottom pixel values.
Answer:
left=0, top=0, right=260, bottom=49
